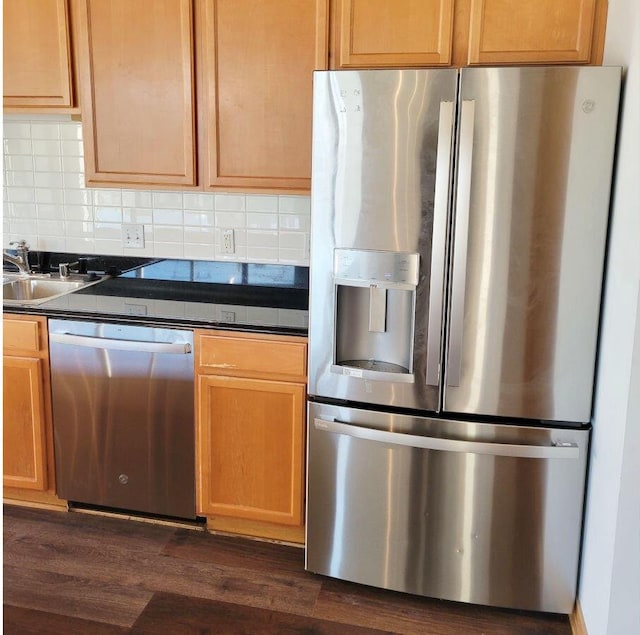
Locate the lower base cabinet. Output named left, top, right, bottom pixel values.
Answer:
left=196, top=330, right=307, bottom=543
left=3, top=314, right=64, bottom=507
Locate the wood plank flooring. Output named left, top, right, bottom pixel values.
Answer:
left=3, top=504, right=572, bottom=634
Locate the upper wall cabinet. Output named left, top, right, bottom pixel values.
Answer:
left=74, top=0, right=328, bottom=192
left=332, top=0, right=455, bottom=67
left=467, top=0, right=605, bottom=65
left=332, top=0, right=607, bottom=69
left=75, top=0, right=197, bottom=187
left=3, top=0, right=77, bottom=110
left=198, top=0, right=328, bottom=192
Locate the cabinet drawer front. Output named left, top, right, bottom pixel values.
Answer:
left=4, top=318, right=42, bottom=353
left=197, top=333, right=307, bottom=380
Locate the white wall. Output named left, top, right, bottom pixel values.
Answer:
left=2, top=115, right=311, bottom=265
left=579, top=0, right=640, bottom=633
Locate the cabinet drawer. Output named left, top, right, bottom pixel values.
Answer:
left=196, top=331, right=307, bottom=381
left=4, top=317, right=43, bottom=353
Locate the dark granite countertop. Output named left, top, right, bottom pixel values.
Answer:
left=3, top=255, right=309, bottom=335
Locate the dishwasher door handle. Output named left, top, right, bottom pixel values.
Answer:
left=49, top=332, right=192, bottom=354
left=313, top=417, right=579, bottom=459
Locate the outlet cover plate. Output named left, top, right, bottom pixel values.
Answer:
left=123, top=224, right=145, bottom=248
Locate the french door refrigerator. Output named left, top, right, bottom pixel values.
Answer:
left=306, top=66, right=621, bottom=613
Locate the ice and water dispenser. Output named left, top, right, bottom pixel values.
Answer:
left=331, top=249, right=419, bottom=383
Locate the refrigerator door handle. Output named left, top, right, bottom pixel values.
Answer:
left=313, top=417, right=580, bottom=459
left=426, top=101, right=455, bottom=386
left=447, top=99, right=476, bottom=387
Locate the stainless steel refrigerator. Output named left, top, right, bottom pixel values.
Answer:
left=305, top=66, right=621, bottom=613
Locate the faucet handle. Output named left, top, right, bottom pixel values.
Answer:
left=9, top=240, right=29, bottom=252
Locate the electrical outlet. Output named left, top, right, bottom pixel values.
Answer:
left=222, top=229, right=235, bottom=254
left=123, top=224, right=145, bottom=248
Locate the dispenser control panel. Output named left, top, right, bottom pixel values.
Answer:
left=333, top=249, right=419, bottom=287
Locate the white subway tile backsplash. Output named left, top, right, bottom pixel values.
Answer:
left=65, top=237, right=96, bottom=252
left=64, top=189, right=92, bottom=205
left=4, top=139, right=32, bottom=155
left=37, top=236, right=66, bottom=251
left=3, top=122, right=31, bottom=139
left=183, top=192, right=214, bottom=210
left=7, top=202, right=37, bottom=219
left=65, top=205, right=93, bottom=221
left=35, top=188, right=64, bottom=205
left=152, top=224, right=184, bottom=242
left=279, top=195, right=310, bottom=214
left=37, top=220, right=66, bottom=236
left=34, top=172, right=64, bottom=188
left=215, top=211, right=245, bottom=228
left=184, top=226, right=214, bottom=244
left=123, top=208, right=153, bottom=224
left=62, top=172, right=86, bottom=189
left=37, top=204, right=65, bottom=220
left=31, top=123, right=60, bottom=139
left=152, top=208, right=183, bottom=225
left=122, top=190, right=152, bottom=208
left=5, top=155, right=34, bottom=171
left=66, top=221, right=94, bottom=237
left=3, top=117, right=311, bottom=265
left=95, top=206, right=123, bottom=223
left=5, top=171, right=35, bottom=187
left=94, top=189, right=122, bottom=206
left=34, top=156, right=62, bottom=172
left=32, top=139, right=60, bottom=156
left=247, top=212, right=278, bottom=230
left=94, top=222, right=122, bottom=240
left=6, top=187, right=35, bottom=203
left=279, top=231, right=307, bottom=250
left=153, top=242, right=184, bottom=258
left=184, top=211, right=215, bottom=227
left=60, top=139, right=83, bottom=156
left=153, top=191, right=183, bottom=209
left=247, top=230, right=278, bottom=249
left=215, top=193, right=245, bottom=211
left=246, top=195, right=279, bottom=212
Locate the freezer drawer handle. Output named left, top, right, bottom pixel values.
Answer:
left=313, top=417, right=579, bottom=459
left=49, top=332, right=192, bottom=355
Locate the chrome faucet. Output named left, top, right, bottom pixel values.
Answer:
left=3, top=240, right=31, bottom=274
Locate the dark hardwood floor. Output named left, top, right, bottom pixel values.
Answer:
left=3, top=504, right=572, bottom=634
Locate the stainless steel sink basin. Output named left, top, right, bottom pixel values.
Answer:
left=3, top=273, right=106, bottom=306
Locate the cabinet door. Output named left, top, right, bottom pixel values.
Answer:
left=199, top=0, right=328, bottom=192
left=76, top=0, right=196, bottom=187
left=3, top=0, right=74, bottom=108
left=332, top=0, right=454, bottom=68
left=467, top=0, right=602, bottom=65
left=198, top=375, right=305, bottom=526
left=3, top=356, right=48, bottom=491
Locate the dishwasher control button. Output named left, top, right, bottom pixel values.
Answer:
left=118, top=474, right=129, bottom=485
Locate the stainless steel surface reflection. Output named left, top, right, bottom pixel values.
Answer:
left=49, top=319, right=196, bottom=520
left=306, top=402, right=590, bottom=613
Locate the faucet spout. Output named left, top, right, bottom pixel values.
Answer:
left=3, top=240, right=31, bottom=274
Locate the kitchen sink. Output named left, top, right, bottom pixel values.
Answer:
left=3, top=273, right=106, bottom=306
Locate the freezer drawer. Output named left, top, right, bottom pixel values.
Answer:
left=306, top=401, right=589, bottom=613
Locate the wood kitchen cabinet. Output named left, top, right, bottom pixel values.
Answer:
left=196, top=330, right=307, bottom=544
left=74, top=0, right=328, bottom=192
left=198, top=0, right=328, bottom=191
left=74, top=0, right=197, bottom=187
left=332, top=0, right=607, bottom=68
left=3, top=315, right=63, bottom=507
left=3, top=0, right=77, bottom=111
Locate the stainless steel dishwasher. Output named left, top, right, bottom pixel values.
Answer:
left=49, top=319, right=196, bottom=520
